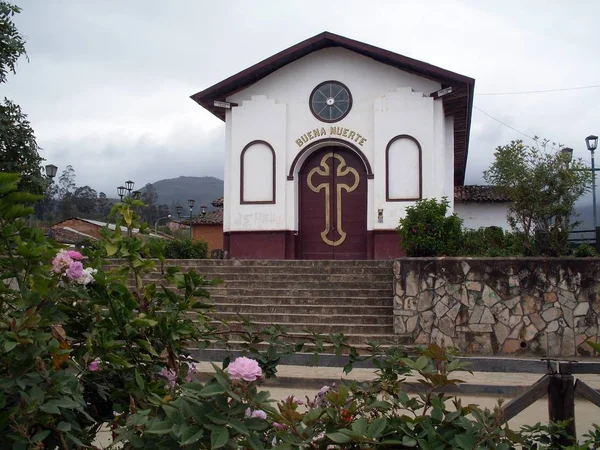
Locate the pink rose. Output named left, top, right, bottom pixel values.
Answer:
left=67, top=250, right=83, bottom=260
left=159, top=367, right=177, bottom=388
left=52, top=250, right=72, bottom=274
left=88, top=359, right=100, bottom=371
left=226, top=357, right=262, bottom=382
left=245, top=408, right=267, bottom=420
left=66, top=261, right=83, bottom=280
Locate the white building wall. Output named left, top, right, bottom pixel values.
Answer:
left=455, top=203, right=511, bottom=231
left=224, top=47, right=452, bottom=232
left=227, top=96, right=287, bottom=231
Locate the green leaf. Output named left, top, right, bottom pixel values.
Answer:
left=210, top=426, right=229, bottom=449
left=327, top=432, right=352, bottom=444
left=146, top=421, right=173, bottom=435
left=135, top=369, right=145, bottom=390
left=228, top=418, right=249, bottom=436
left=39, top=402, right=60, bottom=415
left=198, top=383, right=226, bottom=397
left=56, top=421, right=71, bottom=432
left=3, top=341, right=18, bottom=352
left=454, top=433, right=476, bottom=450
left=402, top=436, right=418, bottom=447
left=31, top=430, right=50, bottom=443
left=181, top=426, right=203, bottom=445
left=105, top=242, right=118, bottom=256
left=246, top=435, right=265, bottom=450
left=367, top=417, right=387, bottom=438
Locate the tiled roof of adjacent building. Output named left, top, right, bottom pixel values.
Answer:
left=454, top=185, right=510, bottom=203
left=182, top=209, right=223, bottom=225
left=211, top=197, right=224, bottom=208
left=45, top=226, right=96, bottom=244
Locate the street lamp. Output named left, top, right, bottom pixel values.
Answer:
left=117, top=185, right=126, bottom=200
left=45, top=164, right=58, bottom=179
left=176, top=205, right=183, bottom=218
left=188, top=199, right=195, bottom=240
left=201, top=205, right=207, bottom=215
left=154, top=214, right=172, bottom=236
left=586, top=135, right=599, bottom=230
left=132, top=190, right=141, bottom=200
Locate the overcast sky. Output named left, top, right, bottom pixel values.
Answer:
left=3, top=0, right=600, bottom=198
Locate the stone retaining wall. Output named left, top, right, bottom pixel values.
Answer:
left=393, top=258, right=600, bottom=357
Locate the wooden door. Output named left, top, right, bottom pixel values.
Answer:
left=299, top=147, right=367, bottom=259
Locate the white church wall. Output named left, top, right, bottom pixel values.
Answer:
left=373, top=87, right=448, bottom=230
left=225, top=47, right=444, bottom=232
left=444, top=117, right=455, bottom=210
left=455, top=202, right=511, bottom=231
left=228, top=96, right=287, bottom=232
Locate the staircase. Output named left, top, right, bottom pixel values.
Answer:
left=109, top=259, right=405, bottom=357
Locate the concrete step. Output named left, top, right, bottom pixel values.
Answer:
left=210, top=312, right=393, bottom=325
left=108, top=266, right=393, bottom=276
left=204, top=288, right=392, bottom=298
left=207, top=296, right=393, bottom=307
left=210, top=303, right=393, bottom=315
left=209, top=321, right=393, bottom=334
left=105, top=259, right=394, bottom=268
left=127, top=272, right=393, bottom=283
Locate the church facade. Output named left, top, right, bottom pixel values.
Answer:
left=192, top=32, right=474, bottom=260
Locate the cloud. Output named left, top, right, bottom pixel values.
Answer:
left=4, top=0, right=600, bottom=199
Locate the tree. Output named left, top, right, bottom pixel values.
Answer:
left=484, top=139, right=592, bottom=256
left=73, top=185, right=98, bottom=216
left=0, top=2, right=26, bottom=83
left=0, top=2, right=46, bottom=195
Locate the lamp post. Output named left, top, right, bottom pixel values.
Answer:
left=586, top=135, right=599, bottom=230
left=176, top=205, right=183, bottom=218
left=154, top=214, right=172, bottom=236
left=188, top=199, right=195, bottom=240
left=45, top=164, right=58, bottom=179
left=117, top=181, right=141, bottom=200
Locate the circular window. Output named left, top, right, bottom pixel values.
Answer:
left=309, top=81, right=352, bottom=123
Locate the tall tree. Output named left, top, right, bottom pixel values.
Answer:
left=73, top=185, right=98, bottom=217
left=484, top=139, right=591, bottom=255
left=0, top=2, right=46, bottom=195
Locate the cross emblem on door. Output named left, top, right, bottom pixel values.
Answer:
left=307, top=152, right=360, bottom=246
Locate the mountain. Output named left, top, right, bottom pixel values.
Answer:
left=145, top=176, right=224, bottom=215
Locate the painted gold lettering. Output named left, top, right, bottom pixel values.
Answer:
left=359, top=137, right=367, bottom=146
left=295, top=138, right=304, bottom=147
left=342, top=128, right=349, bottom=137
left=330, top=127, right=337, bottom=135
left=336, top=127, right=343, bottom=135
left=355, top=133, right=362, bottom=142
left=348, top=131, right=356, bottom=140
left=308, top=131, right=314, bottom=139
left=320, top=127, right=326, bottom=136
left=301, top=134, right=309, bottom=143
left=312, top=129, right=320, bottom=138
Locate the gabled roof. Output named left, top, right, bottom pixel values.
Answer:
left=454, top=185, right=510, bottom=203
left=191, top=31, right=475, bottom=185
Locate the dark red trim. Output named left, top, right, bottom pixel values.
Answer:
left=240, top=140, right=276, bottom=204
left=287, top=138, right=373, bottom=180
left=385, top=135, right=423, bottom=202
left=309, top=80, right=353, bottom=123
left=190, top=31, right=474, bottom=185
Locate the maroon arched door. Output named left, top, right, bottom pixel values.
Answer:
left=299, top=147, right=367, bottom=259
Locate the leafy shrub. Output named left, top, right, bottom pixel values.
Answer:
left=163, top=238, right=208, bottom=259
left=80, top=237, right=106, bottom=258
left=397, top=198, right=463, bottom=256
left=573, top=242, right=597, bottom=257
left=458, top=227, right=524, bottom=257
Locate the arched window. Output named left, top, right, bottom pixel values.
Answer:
left=386, top=135, right=422, bottom=201
left=240, top=140, right=275, bottom=204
